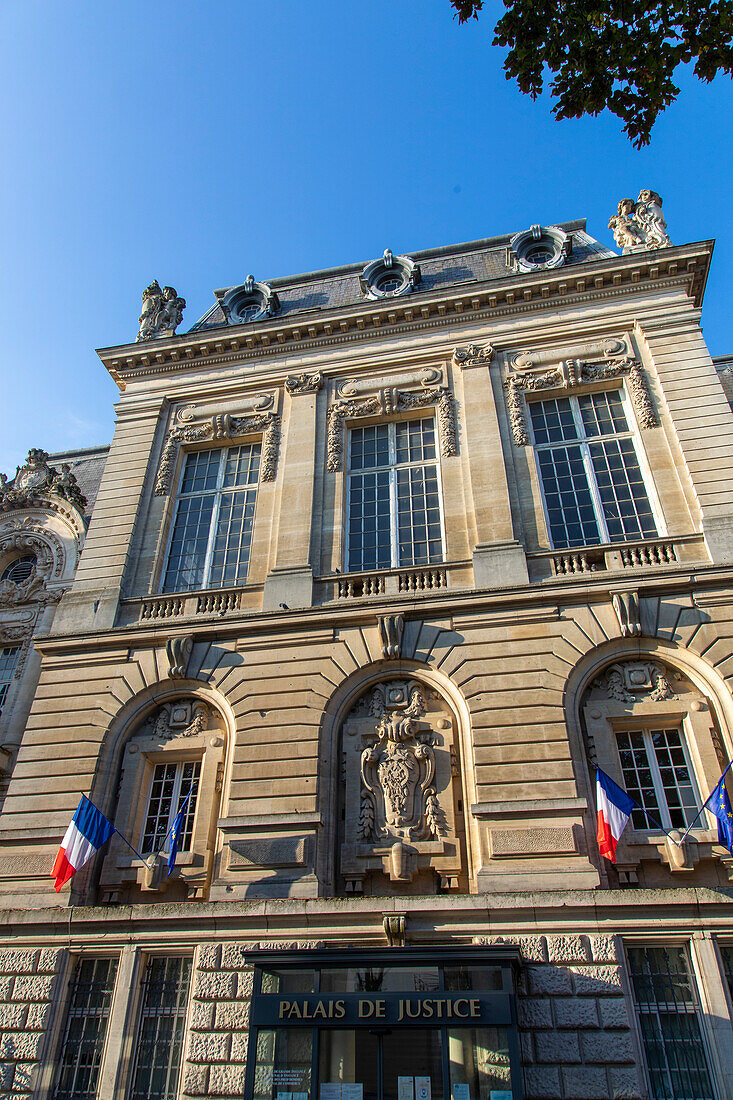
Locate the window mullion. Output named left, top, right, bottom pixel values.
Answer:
left=643, top=729, right=672, bottom=830
left=389, top=424, right=399, bottom=568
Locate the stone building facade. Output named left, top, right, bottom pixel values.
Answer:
left=1, top=206, right=733, bottom=1100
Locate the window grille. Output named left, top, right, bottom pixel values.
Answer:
left=346, top=418, right=444, bottom=572
left=128, top=956, right=192, bottom=1100
left=0, top=645, right=20, bottom=713
left=528, top=389, right=658, bottom=549
left=1, top=554, right=36, bottom=584
left=627, top=946, right=714, bottom=1100
left=163, top=443, right=260, bottom=592
left=616, top=728, right=699, bottom=831
left=53, top=956, right=118, bottom=1100
left=141, top=760, right=200, bottom=855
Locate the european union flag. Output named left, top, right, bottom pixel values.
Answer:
left=167, top=805, right=186, bottom=876
left=710, top=774, right=733, bottom=856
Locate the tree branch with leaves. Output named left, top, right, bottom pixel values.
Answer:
left=452, top=0, right=733, bottom=146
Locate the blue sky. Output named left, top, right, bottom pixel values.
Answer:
left=2, top=0, right=732, bottom=473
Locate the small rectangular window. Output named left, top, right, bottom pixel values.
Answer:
left=529, top=390, right=658, bottom=549
left=719, top=943, right=733, bottom=1002
left=346, top=418, right=444, bottom=572
left=616, top=727, right=699, bottom=831
left=128, top=956, right=192, bottom=1100
left=141, top=761, right=200, bottom=855
left=54, top=956, right=118, bottom=1100
left=163, top=443, right=260, bottom=592
left=627, top=946, right=715, bottom=1100
left=0, top=645, right=20, bottom=713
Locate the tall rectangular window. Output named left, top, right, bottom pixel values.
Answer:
left=529, top=389, right=658, bottom=549
left=163, top=443, right=260, bottom=592
left=141, top=761, right=200, bottom=855
left=719, top=943, right=733, bottom=1001
left=627, top=946, right=714, bottom=1100
left=616, top=728, right=699, bottom=831
left=54, top=956, right=118, bottom=1100
left=128, top=956, right=192, bottom=1100
left=0, top=645, right=20, bottom=713
left=346, top=418, right=444, bottom=572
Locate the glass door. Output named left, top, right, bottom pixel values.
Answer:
left=382, top=1029, right=444, bottom=1100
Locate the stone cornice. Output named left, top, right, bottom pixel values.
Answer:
left=98, top=242, right=714, bottom=390
left=33, top=556, right=732, bottom=657
left=0, top=888, right=730, bottom=946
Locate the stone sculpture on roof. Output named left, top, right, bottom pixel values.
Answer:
left=609, top=189, right=672, bottom=253
left=136, top=280, right=186, bottom=340
left=0, top=450, right=86, bottom=513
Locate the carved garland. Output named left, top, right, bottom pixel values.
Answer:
left=504, top=356, right=658, bottom=446
left=326, top=388, right=456, bottom=472
left=155, top=413, right=281, bottom=495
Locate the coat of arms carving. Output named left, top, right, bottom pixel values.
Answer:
left=340, top=680, right=464, bottom=894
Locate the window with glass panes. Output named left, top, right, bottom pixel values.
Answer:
left=719, top=943, right=733, bottom=1002
left=627, top=946, right=714, bottom=1100
left=528, top=389, right=658, bottom=548
left=346, top=418, right=444, bottom=572
left=0, top=645, right=20, bottom=714
left=141, top=761, right=200, bottom=855
left=53, top=956, right=118, bottom=1100
left=128, top=956, right=192, bottom=1100
left=163, top=444, right=260, bottom=592
left=616, top=727, right=699, bottom=831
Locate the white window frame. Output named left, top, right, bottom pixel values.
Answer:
left=344, top=415, right=447, bottom=573
left=140, top=759, right=201, bottom=856
left=615, top=724, right=702, bottom=832
left=161, top=442, right=261, bottom=593
left=528, top=386, right=665, bottom=550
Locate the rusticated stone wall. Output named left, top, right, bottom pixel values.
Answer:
left=0, top=947, right=64, bottom=1096
left=480, top=934, right=644, bottom=1100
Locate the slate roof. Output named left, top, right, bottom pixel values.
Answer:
left=190, top=220, right=616, bottom=332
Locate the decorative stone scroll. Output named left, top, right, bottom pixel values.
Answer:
left=327, top=372, right=456, bottom=472
left=142, top=699, right=214, bottom=741
left=504, top=356, right=657, bottom=445
left=285, top=371, right=323, bottom=395
left=378, top=614, right=404, bottom=659
left=453, top=343, right=495, bottom=368
left=155, top=406, right=281, bottom=494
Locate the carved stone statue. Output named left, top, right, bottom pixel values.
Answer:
left=0, top=451, right=86, bottom=513
left=136, top=281, right=186, bottom=340
left=609, top=190, right=671, bottom=253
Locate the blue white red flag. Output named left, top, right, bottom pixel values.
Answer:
left=596, top=768, right=636, bottom=863
left=52, top=795, right=115, bottom=891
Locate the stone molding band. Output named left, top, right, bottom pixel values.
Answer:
left=326, top=387, right=457, bottom=472
left=155, top=413, right=281, bottom=495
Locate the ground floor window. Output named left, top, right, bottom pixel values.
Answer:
left=627, top=946, right=714, bottom=1100
left=247, top=951, right=520, bottom=1100
left=128, top=955, right=192, bottom=1100
left=53, top=956, right=118, bottom=1100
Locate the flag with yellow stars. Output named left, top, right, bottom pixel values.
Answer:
left=710, top=774, right=733, bottom=855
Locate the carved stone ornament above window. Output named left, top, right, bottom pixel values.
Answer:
left=359, top=249, right=421, bottom=300
left=590, top=660, right=677, bottom=703
left=327, top=369, right=456, bottom=472
left=0, top=450, right=86, bottom=514
left=507, top=225, right=572, bottom=272
left=215, top=275, right=279, bottom=325
left=141, top=699, right=218, bottom=742
left=504, top=356, right=657, bottom=446
left=155, top=394, right=281, bottom=495
left=340, top=679, right=464, bottom=893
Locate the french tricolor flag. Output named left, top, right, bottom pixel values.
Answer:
left=596, top=768, right=636, bottom=863
left=51, top=796, right=115, bottom=892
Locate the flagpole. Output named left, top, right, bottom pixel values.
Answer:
left=112, top=827, right=148, bottom=864
left=154, top=785, right=195, bottom=860
left=678, top=758, right=733, bottom=845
